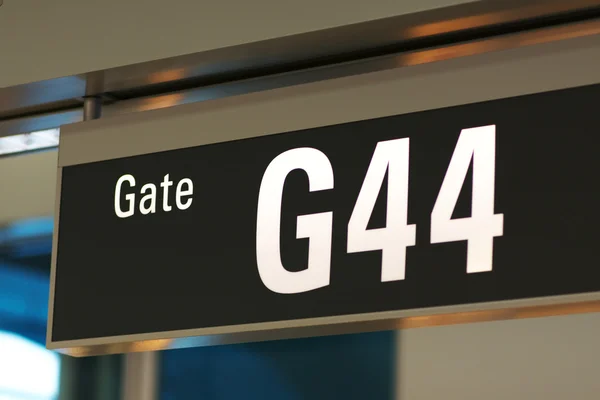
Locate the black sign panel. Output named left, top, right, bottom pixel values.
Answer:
left=52, top=84, right=600, bottom=342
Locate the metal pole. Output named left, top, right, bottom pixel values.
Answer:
left=83, top=96, right=102, bottom=121
left=58, top=93, right=126, bottom=400
left=82, top=92, right=159, bottom=400
left=121, top=352, right=159, bottom=400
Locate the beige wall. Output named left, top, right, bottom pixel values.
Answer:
left=398, top=313, right=600, bottom=399
left=0, top=0, right=471, bottom=88
left=0, top=150, right=57, bottom=224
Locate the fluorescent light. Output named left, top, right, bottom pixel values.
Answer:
left=0, top=129, right=60, bottom=156
left=0, top=331, right=60, bottom=399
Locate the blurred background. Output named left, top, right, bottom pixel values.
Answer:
left=2, top=0, right=600, bottom=399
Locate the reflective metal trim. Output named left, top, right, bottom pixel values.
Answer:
left=0, top=108, right=82, bottom=139
left=121, top=352, right=158, bottom=400
left=49, top=293, right=600, bottom=357
left=2, top=0, right=600, bottom=127
left=103, top=18, right=600, bottom=119
left=46, top=167, right=62, bottom=347
left=59, top=30, right=600, bottom=167
left=97, top=0, right=600, bottom=97
left=3, top=18, right=600, bottom=140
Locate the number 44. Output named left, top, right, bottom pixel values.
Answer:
left=347, top=125, right=504, bottom=281
left=256, top=125, right=504, bottom=294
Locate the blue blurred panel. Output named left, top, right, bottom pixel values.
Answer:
left=0, top=316, right=47, bottom=345
left=160, top=331, right=396, bottom=400
left=0, top=217, right=54, bottom=243
left=0, top=217, right=54, bottom=258
left=0, top=263, right=49, bottom=324
left=0, top=216, right=53, bottom=341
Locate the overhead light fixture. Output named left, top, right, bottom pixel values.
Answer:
left=0, top=128, right=60, bottom=156
left=0, top=331, right=60, bottom=399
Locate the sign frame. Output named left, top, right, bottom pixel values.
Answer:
left=47, top=32, right=600, bottom=356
